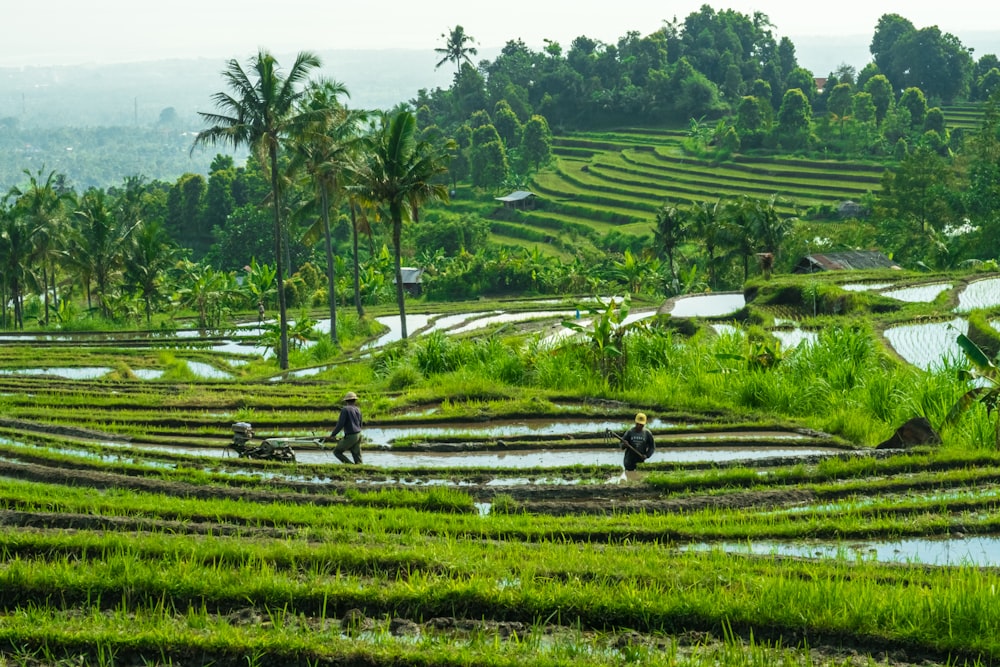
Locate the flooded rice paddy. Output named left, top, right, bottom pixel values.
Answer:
left=880, top=283, right=952, bottom=303
left=695, top=535, right=1000, bottom=567
left=839, top=282, right=893, bottom=292
left=668, top=292, right=745, bottom=318
left=955, top=277, right=1000, bottom=312
left=882, top=317, right=968, bottom=369
left=118, top=443, right=845, bottom=467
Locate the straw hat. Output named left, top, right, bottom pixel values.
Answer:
left=343, top=391, right=358, bottom=402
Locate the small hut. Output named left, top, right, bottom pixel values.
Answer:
left=793, top=250, right=900, bottom=274
left=495, top=190, right=537, bottom=210
left=394, top=267, right=424, bottom=297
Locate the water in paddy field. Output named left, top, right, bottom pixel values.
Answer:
left=117, top=442, right=844, bottom=467
left=0, top=367, right=112, bottom=380
left=955, top=277, right=1000, bottom=312
left=880, top=283, right=952, bottom=303
left=882, top=317, right=968, bottom=370
left=692, top=535, right=1000, bottom=567
left=668, top=293, right=745, bottom=318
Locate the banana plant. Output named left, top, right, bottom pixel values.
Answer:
left=562, top=295, right=634, bottom=388
left=946, top=333, right=1000, bottom=447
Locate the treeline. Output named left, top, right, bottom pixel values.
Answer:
left=412, top=9, right=998, bottom=177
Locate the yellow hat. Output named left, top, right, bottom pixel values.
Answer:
left=634, top=413, right=647, bottom=425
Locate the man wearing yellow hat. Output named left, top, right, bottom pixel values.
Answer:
left=621, top=412, right=655, bottom=471
left=327, top=391, right=364, bottom=464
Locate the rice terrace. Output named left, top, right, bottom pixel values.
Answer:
left=5, top=2, right=1000, bottom=665
left=0, top=269, right=999, bottom=666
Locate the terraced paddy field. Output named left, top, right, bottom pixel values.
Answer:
left=501, top=129, right=887, bottom=253
left=2, top=275, right=1000, bottom=665
left=942, top=103, right=989, bottom=133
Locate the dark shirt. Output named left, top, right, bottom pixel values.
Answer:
left=622, top=426, right=654, bottom=470
left=330, top=404, right=363, bottom=437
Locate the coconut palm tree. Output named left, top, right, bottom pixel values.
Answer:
left=8, top=168, right=71, bottom=326
left=435, top=26, right=478, bottom=74
left=70, top=188, right=139, bottom=319
left=193, top=49, right=321, bottom=370
left=353, top=111, right=451, bottom=340
left=0, top=200, right=38, bottom=329
left=288, top=79, right=366, bottom=345
left=123, top=220, right=179, bottom=325
left=653, top=202, right=689, bottom=294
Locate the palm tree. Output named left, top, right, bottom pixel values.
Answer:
left=690, top=200, right=725, bottom=289
left=288, top=79, right=366, bottom=345
left=353, top=111, right=451, bottom=340
left=193, top=49, right=321, bottom=370
left=8, top=168, right=71, bottom=326
left=653, top=202, right=689, bottom=293
left=70, top=188, right=139, bottom=319
left=435, top=26, right=478, bottom=73
left=722, top=197, right=759, bottom=282
left=0, top=201, right=37, bottom=329
left=124, top=220, right=179, bottom=325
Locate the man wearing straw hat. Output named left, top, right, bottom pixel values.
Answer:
left=327, top=391, right=364, bottom=464
left=621, top=412, right=654, bottom=471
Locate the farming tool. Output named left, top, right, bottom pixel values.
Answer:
left=605, top=429, right=647, bottom=460
left=229, top=422, right=324, bottom=463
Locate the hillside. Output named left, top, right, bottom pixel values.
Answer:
left=476, top=128, right=887, bottom=257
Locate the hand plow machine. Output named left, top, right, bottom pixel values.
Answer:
left=229, top=422, right=326, bottom=463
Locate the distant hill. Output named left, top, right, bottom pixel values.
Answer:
left=0, top=49, right=461, bottom=128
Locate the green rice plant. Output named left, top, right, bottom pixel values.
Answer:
left=156, top=351, right=197, bottom=382
left=413, top=330, right=469, bottom=375
left=385, top=362, right=423, bottom=391
left=490, top=493, right=521, bottom=515
left=307, top=335, right=338, bottom=363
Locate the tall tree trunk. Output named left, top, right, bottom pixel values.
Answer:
left=270, top=147, right=290, bottom=370
left=42, top=264, right=49, bottom=326
left=12, top=280, right=22, bottom=330
left=391, top=203, right=407, bottom=340
left=320, top=185, right=338, bottom=345
left=350, top=201, right=364, bottom=318
left=49, top=261, right=58, bottom=323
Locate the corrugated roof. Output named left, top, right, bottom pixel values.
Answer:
left=397, top=267, right=423, bottom=284
left=796, top=251, right=900, bottom=272
left=495, top=190, right=536, bottom=202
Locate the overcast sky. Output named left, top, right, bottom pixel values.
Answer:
left=2, top=0, right=993, bottom=68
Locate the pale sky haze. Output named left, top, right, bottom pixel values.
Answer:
left=3, top=0, right=994, bottom=67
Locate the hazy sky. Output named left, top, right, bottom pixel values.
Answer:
left=3, top=0, right=992, bottom=67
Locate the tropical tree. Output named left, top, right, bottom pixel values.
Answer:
left=70, top=188, right=139, bottom=319
left=123, top=220, right=180, bottom=325
left=652, top=202, right=689, bottom=292
left=242, top=257, right=277, bottom=312
left=288, top=78, right=365, bottom=345
left=8, top=168, right=71, bottom=326
left=353, top=111, right=451, bottom=340
left=435, top=26, right=478, bottom=74
left=173, top=260, right=239, bottom=330
left=0, top=200, right=37, bottom=329
left=193, top=49, right=322, bottom=370
left=519, top=115, right=553, bottom=173
left=690, top=200, right=725, bottom=288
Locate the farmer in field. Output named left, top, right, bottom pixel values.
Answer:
left=327, top=391, right=364, bottom=464
left=620, top=413, right=655, bottom=471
